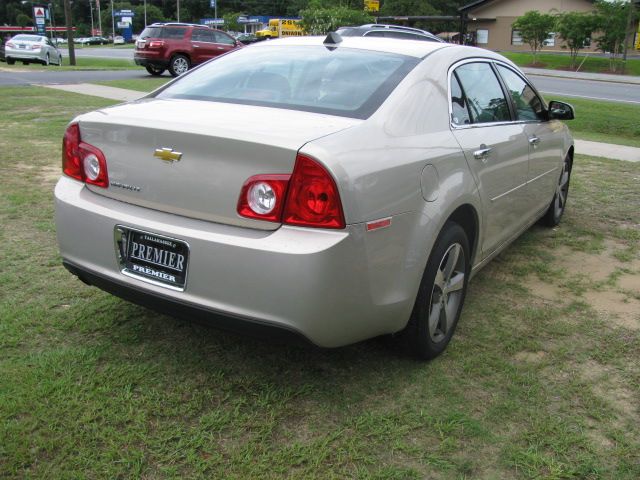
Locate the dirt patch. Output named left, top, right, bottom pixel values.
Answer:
left=514, top=351, right=547, bottom=363
left=16, top=162, right=61, bottom=185
left=554, top=245, right=618, bottom=283
left=618, top=274, right=640, bottom=294
left=523, top=276, right=561, bottom=302
left=583, top=290, right=640, bottom=330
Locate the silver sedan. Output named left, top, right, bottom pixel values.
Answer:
left=54, top=35, right=574, bottom=359
left=4, top=34, right=63, bottom=66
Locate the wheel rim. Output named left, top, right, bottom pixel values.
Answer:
left=45, top=54, right=49, bottom=65
left=173, top=57, right=188, bottom=75
left=554, top=159, right=570, bottom=218
left=427, top=243, right=466, bottom=343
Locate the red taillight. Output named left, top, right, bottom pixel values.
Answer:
left=237, top=154, right=345, bottom=229
left=148, top=40, right=164, bottom=48
left=6, top=42, right=15, bottom=48
left=62, top=123, right=109, bottom=188
left=31, top=44, right=41, bottom=50
left=237, top=174, right=290, bottom=222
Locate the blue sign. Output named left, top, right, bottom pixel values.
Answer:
left=114, top=10, right=135, bottom=17
left=210, top=0, right=216, bottom=8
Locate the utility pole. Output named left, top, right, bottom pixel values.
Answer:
left=63, top=0, right=76, bottom=65
left=110, top=0, right=115, bottom=43
left=144, top=0, right=147, bottom=27
left=97, top=0, right=102, bottom=35
left=622, top=0, right=637, bottom=62
left=89, top=0, right=94, bottom=35
left=177, top=0, right=180, bottom=22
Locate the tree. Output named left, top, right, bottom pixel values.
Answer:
left=15, top=12, right=31, bottom=27
left=592, top=0, right=633, bottom=73
left=555, top=11, right=595, bottom=70
left=511, top=10, right=556, bottom=65
left=300, top=6, right=373, bottom=35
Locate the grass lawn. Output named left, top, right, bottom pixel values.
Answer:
left=93, top=77, right=172, bottom=92
left=541, top=95, right=640, bottom=148
left=0, top=56, right=137, bottom=71
left=1, top=86, right=639, bottom=479
left=502, top=52, right=640, bottom=77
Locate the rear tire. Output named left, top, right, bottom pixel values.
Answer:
left=7, top=58, right=15, bottom=65
left=168, top=54, right=189, bottom=77
left=145, top=65, right=165, bottom=76
left=398, top=222, right=470, bottom=360
left=44, top=54, right=50, bottom=66
left=542, top=155, right=571, bottom=227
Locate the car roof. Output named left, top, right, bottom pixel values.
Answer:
left=250, top=35, right=450, bottom=59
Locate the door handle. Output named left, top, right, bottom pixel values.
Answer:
left=473, top=147, right=492, bottom=160
left=529, top=136, right=540, bottom=146
left=192, top=44, right=200, bottom=48
left=217, top=47, right=225, bottom=50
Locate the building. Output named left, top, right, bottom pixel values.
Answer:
left=459, top=0, right=597, bottom=51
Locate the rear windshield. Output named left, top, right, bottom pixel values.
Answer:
left=154, top=46, right=418, bottom=119
left=139, top=26, right=187, bottom=40
left=12, top=35, right=42, bottom=42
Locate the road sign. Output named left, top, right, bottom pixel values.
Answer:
left=34, top=7, right=46, bottom=18
left=33, top=6, right=47, bottom=35
left=364, top=0, right=379, bottom=12
left=210, top=0, right=216, bottom=8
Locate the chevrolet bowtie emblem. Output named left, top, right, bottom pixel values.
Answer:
left=154, top=148, right=183, bottom=163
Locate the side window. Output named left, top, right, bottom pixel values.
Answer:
left=496, top=65, right=545, bottom=121
left=213, top=31, right=235, bottom=45
left=191, top=29, right=211, bottom=42
left=450, top=73, right=471, bottom=125
left=454, top=62, right=510, bottom=124
left=364, top=31, right=386, bottom=38
left=162, top=28, right=187, bottom=39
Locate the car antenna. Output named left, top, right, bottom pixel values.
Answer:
left=323, top=32, right=342, bottom=51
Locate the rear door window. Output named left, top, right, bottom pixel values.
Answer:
left=162, top=28, right=187, bottom=39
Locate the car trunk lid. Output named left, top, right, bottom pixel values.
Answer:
left=78, top=98, right=359, bottom=229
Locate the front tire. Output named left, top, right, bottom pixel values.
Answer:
left=145, top=65, right=165, bottom=76
left=43, top=53, right=50, bottom=66
left=542, top=155, right=571, bottom=227
left=399, top=222, right=470, bottom=360
left=168, top=54, right=189, bottom=77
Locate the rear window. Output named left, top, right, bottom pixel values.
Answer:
left=139, top=26, right=187, bottom=40
left=155, top=46, right=418, bottom=119
left=12, top=35, right=42, bottom=42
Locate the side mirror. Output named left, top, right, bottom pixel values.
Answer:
left=548, top=100, right=575, bottom=120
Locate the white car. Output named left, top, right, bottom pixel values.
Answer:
left=114, top=36, right=125, bottom=44
left=4, top=34, right=63, bottom=66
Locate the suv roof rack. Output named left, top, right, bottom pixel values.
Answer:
left=148, top=22, right=206, bottom=28
left=365, top=24, right=430, bottom=34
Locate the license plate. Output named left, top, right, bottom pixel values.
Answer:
left=114, top=226, right=189, bottom=291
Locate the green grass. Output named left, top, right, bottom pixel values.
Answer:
left=543, top=96, right=640, bottom=147
left=93, top=77, right=172, bottom=92
left=502, top=51, right=640, bottom=76
left=1, top=85, right=639, bottom=479
left=0, top=56, right=137, bottom=70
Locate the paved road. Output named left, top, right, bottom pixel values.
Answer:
left=0, top=69, right=161, bottom=86
left=529, top=74, right=640, bottom=105
left=59, top=46, right=134, bottom=59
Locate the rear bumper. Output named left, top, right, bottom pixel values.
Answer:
left=5, top=48, right=43, bottom=62
left=134, top=52, right=168, bottom=69
left=55, top=176, right=417, bottom=347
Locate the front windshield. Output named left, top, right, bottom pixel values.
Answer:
left=155, top=45, right=418, bottom=119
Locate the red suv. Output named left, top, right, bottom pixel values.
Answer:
left=134, top=23, right=242, bottom=77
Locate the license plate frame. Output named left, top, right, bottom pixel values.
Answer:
left=114, top=226, right=190, bottom=291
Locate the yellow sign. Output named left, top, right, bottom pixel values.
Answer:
left=364, top=0, right=379, bottom=12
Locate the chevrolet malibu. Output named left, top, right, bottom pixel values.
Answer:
left=55, top=35, right=575, bottom=359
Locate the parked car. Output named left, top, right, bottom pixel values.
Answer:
left=236, top=33, right=260, bottom=45
left=336, top=24, right=444, bottom=43
left=134, top=22, right=242, bottom=76
left=55, top=35, right=575, bottom=359
left=113, top=36, right=125, bottom=45
left=4, top=34, right=63, bottom=65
